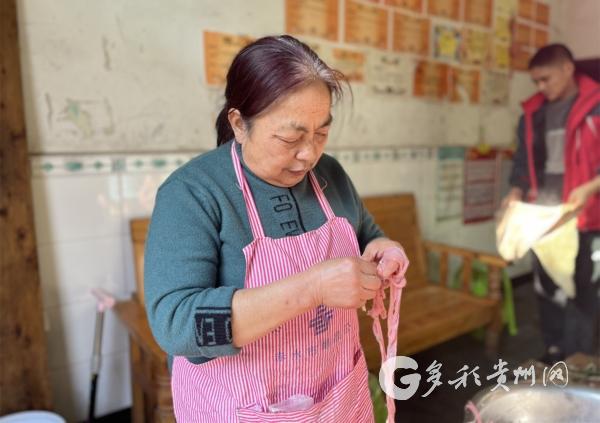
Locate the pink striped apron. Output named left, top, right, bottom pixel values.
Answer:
left=170, top=141, right=374, bottom=422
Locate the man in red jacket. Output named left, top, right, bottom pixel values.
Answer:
left=502, top=44, right=600, bottom=364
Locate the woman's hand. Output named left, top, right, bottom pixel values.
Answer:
left=232, top=256, right=380, bottom=347
left=362, top=237, right=405, bottom=280
left=307, top=257, right=381, bottom=309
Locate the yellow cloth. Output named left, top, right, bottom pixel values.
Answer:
left=496, top=201, right=578, bottom=297
left=532, top=217, right=578, bottom=297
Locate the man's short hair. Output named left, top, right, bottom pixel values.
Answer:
left=528, top=44, right=575, bottom=69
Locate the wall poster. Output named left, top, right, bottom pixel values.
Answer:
left=285, top=0, right=339, bottom=41
left=393, top=12, right=429, bottom=56
left=204, top=31, right=253, bottom=86
left=414, top=60, right=448, bottom=99
left=433, top=24, right=461, bottom=62
left=345, top=0, right=388, bottom=50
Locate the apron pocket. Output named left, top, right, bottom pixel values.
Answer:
left=236, top=349, right=373, bottom=423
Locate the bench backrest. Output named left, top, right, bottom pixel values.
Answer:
left=130, top=218, right=150, bottom=304
left=129, top=193, right=428, bottom=303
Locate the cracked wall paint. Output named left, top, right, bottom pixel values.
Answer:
left=60, top=99, right=94, bottom=139
left=102, top=36, right=112, bottom=71
left=45, top=93, right=53, bottom=129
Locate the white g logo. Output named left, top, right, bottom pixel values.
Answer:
left=379, top=356, right=421, bottom=400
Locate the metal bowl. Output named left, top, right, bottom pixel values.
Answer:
left=464, top=384, right=600, bottom=423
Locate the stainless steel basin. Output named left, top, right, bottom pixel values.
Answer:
left=464, top=384, right=600, bottom=422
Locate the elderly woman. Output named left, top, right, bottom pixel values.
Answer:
left=144, top=35, right=403, bottom=421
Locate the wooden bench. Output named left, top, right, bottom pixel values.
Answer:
left=359, top=194, right=507, bottom=372
left=113, top=219, right=174, bottom=423
left=114, top=193, right=507, bottom=420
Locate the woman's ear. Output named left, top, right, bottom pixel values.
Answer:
left=227, top=109, right=248, bottom=144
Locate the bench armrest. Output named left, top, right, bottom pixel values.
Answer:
left=422, top=240, right=508, bottom=301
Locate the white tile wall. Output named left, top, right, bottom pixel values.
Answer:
left=45, top=300, right=128, bottom=370
left=37, top=237, right=128, bottom=308
left=339, top=148, right=475, bottom=245
left=31, top=158, right=171, bottom=422
left=31, top=174, right=124, bottom=244
left=120, top=172, right=171, bottom=219
left=49, top=351, right=131, bottom=422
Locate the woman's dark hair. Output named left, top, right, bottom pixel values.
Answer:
left=215, top=35, right=348, bottom=146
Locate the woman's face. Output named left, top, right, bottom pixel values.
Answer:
left=230, top=81, right=332, bottom=188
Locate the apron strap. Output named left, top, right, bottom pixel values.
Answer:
left=231, top=141, right=266, bottom=239
left=231, top=141, right=337, bottom=239
left=308, top=171, right=336, bottom=220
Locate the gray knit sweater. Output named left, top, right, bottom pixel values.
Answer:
left=144, top=140, right=383, bottom=365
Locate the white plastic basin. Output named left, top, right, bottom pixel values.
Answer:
left=0, top=411, right=65, bottom=423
